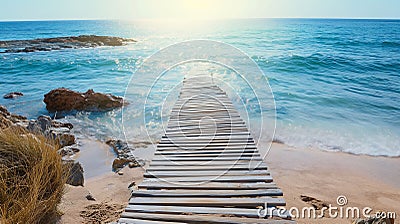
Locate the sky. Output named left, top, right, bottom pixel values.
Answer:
left=0, top=0, right=399, bottom=21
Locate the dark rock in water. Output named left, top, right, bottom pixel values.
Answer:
left=43, top=88, right=126, bottom=112
left=3, top=92, right=23, bottom=99
left=64, top=160, right=84, bottom=186
left=0, top=35, right=136, bottom=53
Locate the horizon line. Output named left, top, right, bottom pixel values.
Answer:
left=1, top=17, right=400, bottom=22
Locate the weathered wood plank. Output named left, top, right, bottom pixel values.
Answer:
left=118, top=217, right=185, bottom=224
left=151, top=156, right=262, bottom=161
left=148, top=160, right=264, bottom=166
left=143, top=175, right=272, bottom=183
left=146, top=164, right=268, bottom=171
left=120, top=213, right=295, bottom=224
left=144, top=169, right=269, bottom=177
left=132, top=189, right=282, bottom=197
left=129, top=196, right=285, bottom=207
left=124, top=204, right=290, bottom=219
left=154, top=152, right=260, bottom=157
left=138, top=181, right=278, bottom=190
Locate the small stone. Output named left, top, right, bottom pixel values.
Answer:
left=86, top=193, right=96, bottom=201
left=112, top=158, right=130, bottom=171
left=117, top=170, right=124, bottom=175
left=128, top=181, right=136, bottom=188
left=3, top=92, right=23, bottom=99
left=128, top=161, right=139, bottom=168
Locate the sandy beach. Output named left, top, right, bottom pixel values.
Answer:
left=59, top=142, right=400, bottom=223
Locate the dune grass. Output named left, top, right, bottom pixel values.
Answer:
left=0, top=127, right=67, bottom=224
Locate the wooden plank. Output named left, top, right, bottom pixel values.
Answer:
left=155, top=150, right=259, bottom=155
left=120, top=213, right=294, bottom=224
left=144, top=169, right=269, bottom=177
left=161, top=135, right=254, bottom=141
left=146, top=164, right=268, bottom=171
left=131, top=189, right=281, bottom=197
left=118, top=217, right=185, bottom=224
left=148, top=160, right=263, bottom=166
left=129, top=196, right=285, bottom=207
left=157, top=142, right=255, bottom=147
left=124, top=204, right=291, bottom=219
left=164, top=132, right=251, bottom=137
left=156, top=146, right=257, bottom=151
left=154, top=152, right=260, bottom=157
left=138, top=181, right=278, bottom=190
left=143, top=175, right=272, bottom=183
left=151, top=156, right=262, bottom=161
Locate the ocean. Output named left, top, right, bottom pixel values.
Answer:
left=0, top=19, right=399, bottom=157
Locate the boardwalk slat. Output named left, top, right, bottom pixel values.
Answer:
left=132, top=189, right=282, bottom=197
left=138, top=181, right=278, bottom=190
left=146, top=164, right=268, bottom=171
left=120, top=212, right=295, bottom=224
left=129, top=196, right=285, bottom=207
left=144, top=169, right=270, bottom=177
left=124, top=205, right=291, bottom=218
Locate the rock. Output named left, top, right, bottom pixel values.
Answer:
left=128, top=181, right=136, bottom=189
left=86, top=193, right=96, bottom=201
left=58, top=146, right=80, bottom=157
left=106, top=139, right=133, bottom=156
left=107, top=139, right=143, bottom=172
left=300, top=195, right=329, bottom=210
left=55, top=133, right=76, bottom=147
left=0, top=105, right=28, bottom=129
left=3, top=92, right=23, bottom=99
left=117, top=170, right=124, bottom=175
left=112, top=158, right=131, bottom=171
left=51, top=120, right=73, bottom=129
left=64, top=160, right=84, bottom=186
left=128, top=161, right=140, bottom=168
left=353, top=217, right=394, bottom=224
left=37, top=115, right=52, bottom=131
left=43, top=88, right=126, bottom=112
left=0, top=35, right=136, bottom=54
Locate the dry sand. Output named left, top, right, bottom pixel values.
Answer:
left=59, top=142, right=399, bottom=224
left=59, top=167, right=144, bottom=224
left=267, top=143, right=400, bottom=224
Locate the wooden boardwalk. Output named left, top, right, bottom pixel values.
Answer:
left=118, top=76, right=295, bottom=224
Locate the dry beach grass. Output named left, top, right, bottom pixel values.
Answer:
left=0, top=127, right=67, bottom=224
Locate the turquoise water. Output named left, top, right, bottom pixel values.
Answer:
left=0, top=19, right=399, bottom=156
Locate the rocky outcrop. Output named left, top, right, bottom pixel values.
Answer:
left=27, top=115, right=76, bottom=147
left=0, top=35, right=136, bottom=53
left=106, top=139, right=143, bottom=172
left=64, top=160, right=84, bottom=186
left=3, top=92, right=23, bottom=99
left=43, top=88, right=126, bottom=113
left=0, top=105, right=28, bottom=129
